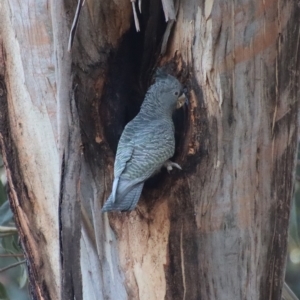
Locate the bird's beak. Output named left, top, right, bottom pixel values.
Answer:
left=176, top=93, right=187, bottom=109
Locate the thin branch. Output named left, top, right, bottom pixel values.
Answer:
left=282, top=281, right=299, bottom=300
left=0, top=253, right=24, bottom=258
left=0, top=226, right=18, bottom=233
left=0, top=260, right=26, bottom=273
left=0, top=233, right=17, bottom=238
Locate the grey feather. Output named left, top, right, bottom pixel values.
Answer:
left=111, top=177, right=119, bottom=203
left=102, top=73, right=184, bottom=212
left=102, top=182, right=144, bottom=212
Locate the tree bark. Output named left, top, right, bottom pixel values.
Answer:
left=0, top=0, right=299, bottom=299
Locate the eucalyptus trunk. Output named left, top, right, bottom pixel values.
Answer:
left=0, top=0, right=299, bottom=299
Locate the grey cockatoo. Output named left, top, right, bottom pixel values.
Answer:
left=102, top=71, right=186, bottom=212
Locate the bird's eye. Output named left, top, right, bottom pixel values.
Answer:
left=174, top=91, right=179, bottom=96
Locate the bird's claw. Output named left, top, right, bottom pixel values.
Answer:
left=164, top=161, right=182, bottom=173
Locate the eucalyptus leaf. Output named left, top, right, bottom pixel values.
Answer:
left=0, top=282, right=9, bottom=300
left=0, top=181, right=6, bottom=206
left=5, top=283, right=30, bottom=300
left=2, top=234, right=19, bottom=254
left=17, top=262, right=28, bottom=289
left=0, top=201, right=13, bottom=226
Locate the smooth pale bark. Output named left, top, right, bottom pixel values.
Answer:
left=0, top=0, right=299, bottom=300
left=0, top=1, right=60, bottom=299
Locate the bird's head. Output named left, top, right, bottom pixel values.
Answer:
left=142, top=70, right=187, bottom=116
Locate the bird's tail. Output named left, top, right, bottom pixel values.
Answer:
left=101, top=182, right=144, bottom=212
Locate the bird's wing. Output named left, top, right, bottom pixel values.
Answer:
left=114, top=123, right=135, bottom=178
left=121, top=119, right=175, bottom=182
left=110, top=119, right=174, bottom=204
left=111, top=122, right=136, bottom=202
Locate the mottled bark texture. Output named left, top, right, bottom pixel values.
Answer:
left=0, top=0, right=299, bottom=299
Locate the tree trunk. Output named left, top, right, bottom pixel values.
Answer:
left=0, top=0, right=299, bottom=299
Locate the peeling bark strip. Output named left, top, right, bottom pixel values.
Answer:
left=131, top=0, right=141, bottom=32
left=68, top=0, right=85, bottom=51
left=161, top=0, right=176, bottom=21
left=0, top=0, right=299, bottom=299
left=52, top=1, right=83, bottom=299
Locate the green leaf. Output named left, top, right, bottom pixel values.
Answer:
left=0, top=282, right=9, bottom=300
left=2, top=234, right=19, bottom=255
left=0, top=201, right=13, bottom=226
left=0, top=181, right=6, bottom=207
left=17, top=263, right=28, bottom=289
